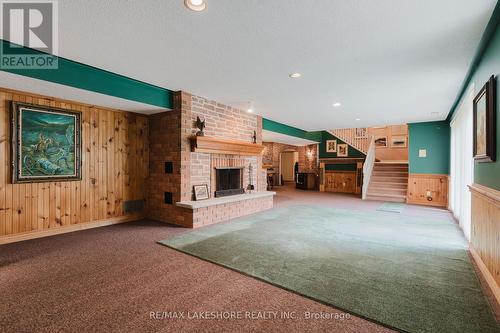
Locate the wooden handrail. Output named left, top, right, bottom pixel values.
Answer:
left=362, top=135, right=376, bottom=200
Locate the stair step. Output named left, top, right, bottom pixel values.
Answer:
left=372, top=171, right=408, bottom=176
left=370, top=181, right=408, bottom=189
left=374, top=162, right=408, bottom=165
left=368, top=185, right=408, bottom=195
left=370, top=176, right=408, bottom=183
left=365, top=194, right=407, bottom=203
left=373, top=166, right=408, bottom=171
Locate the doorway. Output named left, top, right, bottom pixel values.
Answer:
left=280, top=151, right=298, bottom=185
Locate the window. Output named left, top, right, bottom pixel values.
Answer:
left=450, top=86, right=474, bottom=240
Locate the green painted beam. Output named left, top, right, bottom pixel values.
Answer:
left=262, top=118, right=321, bottom=142
left=1, top=39, right=174, bottom=109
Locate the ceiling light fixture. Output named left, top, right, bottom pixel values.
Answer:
left=332, top=102, right=341, bottom=107
left=289, top=73, right=302, bottom=78
left=247, top=108, right=254, bottom=113
left=355, top=118, right=361, bottom=121
left=184, top=0, right=206, bottom=12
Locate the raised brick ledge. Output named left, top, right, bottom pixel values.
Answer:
left=176, top=191, right=276, bottom=210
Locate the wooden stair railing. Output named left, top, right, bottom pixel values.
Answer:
left=329, top=128, right=369, bottom=154
left=362, top=135, right=375, bottom=200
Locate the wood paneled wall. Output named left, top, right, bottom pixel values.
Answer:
left=407, top=173, right=448, bottom=207
left=469, top=184, right=500, bottom=300
left=368, top=125, right=408, bottom=161
left=0, top=88, right=149, bottom=242
left=324, top=171, right=357, bottom=194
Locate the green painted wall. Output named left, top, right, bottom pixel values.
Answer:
left=325, top=163, right=357, bottom=171
left=319, top=131, right=365, bottom=159
left=1, top=40, right=174, bottom=109
left=449, top=9, right=500, bottom=190
left=408, top=121, right=450, bottom=174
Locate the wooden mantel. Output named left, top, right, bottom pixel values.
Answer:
left=191, top=136, right=264, bottom=156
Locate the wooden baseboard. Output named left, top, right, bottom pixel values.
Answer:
left=469, top=244, right=500, bottom=307
left=0, top=214, right=144, bottom=245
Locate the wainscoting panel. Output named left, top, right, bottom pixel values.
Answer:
left=469, top=183, right=500, bottom=301
left=325, top=171, right=357, bottom=194
left=0, top=88, right=149, bottom=243
left=407, top=173, right=448, bottom=207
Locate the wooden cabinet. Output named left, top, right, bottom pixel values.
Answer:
left=296, top=173, right=316, bottom=190
left=324, top=171, right=356, bottom=193
left=407, top=174, right=448, bottom=207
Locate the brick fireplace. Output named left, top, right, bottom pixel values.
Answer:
left=148, top=91, right=274, bottom=228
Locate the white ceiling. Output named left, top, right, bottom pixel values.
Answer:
left=9, top=1, right=500, bottom=130
left=262, top=130, right=319, bottom=146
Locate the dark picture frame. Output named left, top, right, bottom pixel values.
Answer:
left=473, top=75, right=496, bottom=162
left=326, top=139, right=337, bottom=153
left=11, top=102, right=82, bottom=183
left=337, top=143, right=348, bottom=157
left=193, top=184, right=209, bottom=201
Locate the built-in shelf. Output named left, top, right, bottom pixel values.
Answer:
left=176, top=191, right=276, bottom=209
left=191, top=136, right=264, bottom=156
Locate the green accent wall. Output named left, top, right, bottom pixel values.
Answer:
left=1, top=40, right=174, bottom=109
left=325, top=164, right=357, bottom=171
left=408, top=121, right=450, bottom=174
left=448, top=6, right=500, bottom=190
left=319, top=131, right=365, bottom=159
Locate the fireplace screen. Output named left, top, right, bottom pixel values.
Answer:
left=215, top=168, right=244, bottom=197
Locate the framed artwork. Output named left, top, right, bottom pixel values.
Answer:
left=193, top=184, right=209, bottom=201
left=337, top=144, right=348, bottom=157
left=391, top=135, right=407, bottom=148
left=374, top=136, right=388, bottom=148
left=355, top=128, right=367, bottom=138
left=473, top=75, right=496, bottom=162
left=11, top=102, right=82, bottom=183
left=326, top=139, right=337, bottom=153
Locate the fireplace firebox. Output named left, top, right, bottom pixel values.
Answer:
left=215, top=167, right=244, bottom=197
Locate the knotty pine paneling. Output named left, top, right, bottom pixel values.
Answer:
left=325, top=171, right=357, bottom=194
left=407, top=173, right=448, bottom=207
left=470, top=184, right=500, bottom=288
left=0, top=88, right=149, bottom=239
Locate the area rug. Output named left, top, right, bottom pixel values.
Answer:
left=377, top=202, right=406, bottom=213
left=158, top=205, right=499, bottom=333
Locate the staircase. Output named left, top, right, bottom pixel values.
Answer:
left=329, top=128, right=368, bottom=154
left=366, top=162, right=408, bottom=203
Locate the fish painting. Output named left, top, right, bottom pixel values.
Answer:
left=12, top=102, right=81, bottom=183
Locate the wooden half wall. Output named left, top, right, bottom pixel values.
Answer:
left=407, top=174, right=449, bottom=207
left=469, top=183, right=500, bottom=304
left=0, top=88, right=149, bottom=244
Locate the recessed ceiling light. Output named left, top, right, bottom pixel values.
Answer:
left=184, top=0, right=206, bottom=12
left=355, top=118, right=361, bottom=121
left=247, top=108, right=254, bottom=113
left=332, top=102, right=341, bottom=107
left=289, top=73, right=302, bottom=78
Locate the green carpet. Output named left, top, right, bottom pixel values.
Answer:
left=159, top=205, right=499, bottom=333
left=377, top=202, right=406, bottom=213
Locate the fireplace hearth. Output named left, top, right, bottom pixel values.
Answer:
left=215, top=167, right=244, bottom=197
